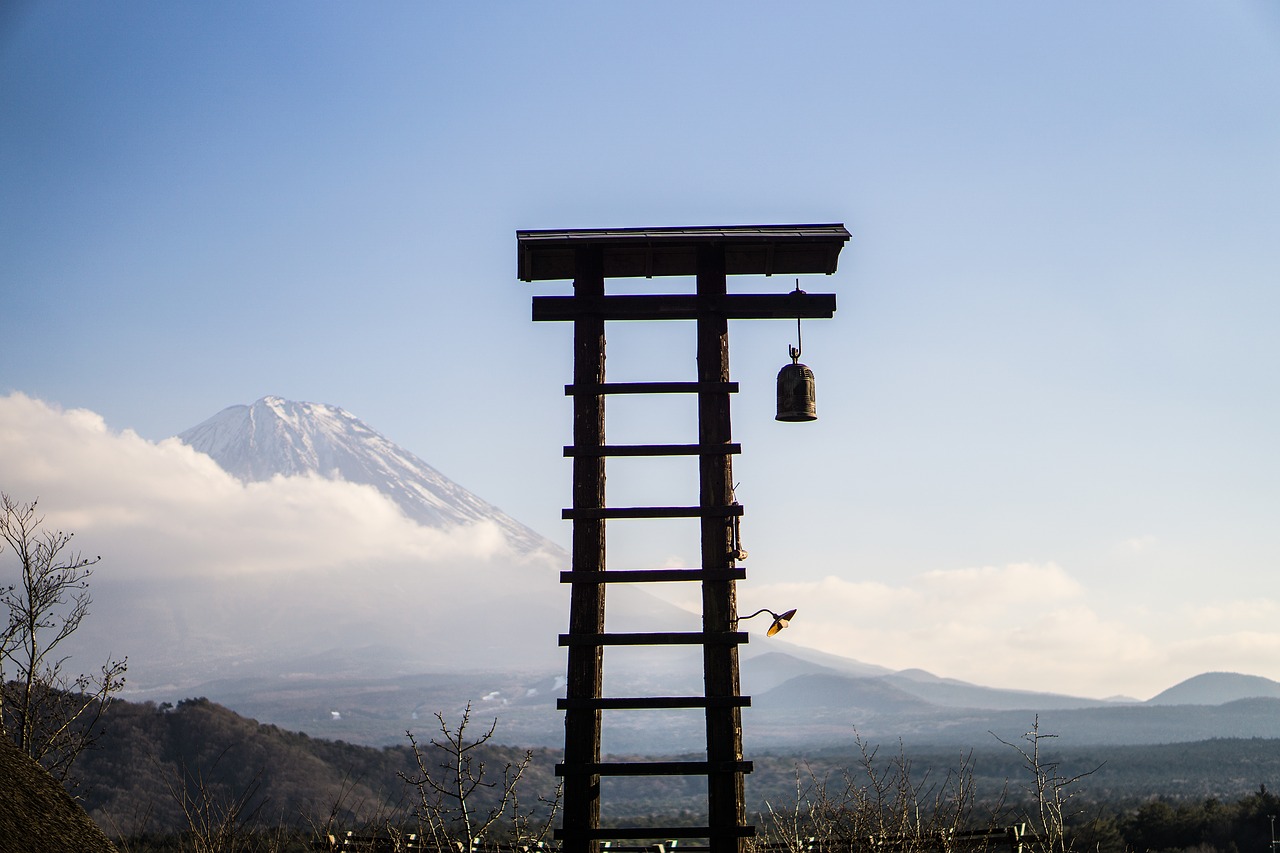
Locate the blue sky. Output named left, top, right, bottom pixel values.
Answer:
left=2, top=2, right=1279, bottom=699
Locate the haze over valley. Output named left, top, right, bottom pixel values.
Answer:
left=2, top=392, right=1278, bottom=753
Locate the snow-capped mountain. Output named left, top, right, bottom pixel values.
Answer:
left=179, top=396, right=555, bottom=555
left=87, top=394, right=693, bottom=689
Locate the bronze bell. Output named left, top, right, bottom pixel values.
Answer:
left=776, top=361, right=817, bottom=422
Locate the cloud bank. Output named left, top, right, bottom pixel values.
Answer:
left=0, top=393, right=519, bottom=580
left=729, top=563, right=1280, bottom=700
left=4, top=392, right=1279, bottom=701
left=0, top=393, right=568, bottom=686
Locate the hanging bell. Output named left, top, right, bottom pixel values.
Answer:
left=777, top=284, right=817, bottom=422
left=776, top=361, right=817, bottom=422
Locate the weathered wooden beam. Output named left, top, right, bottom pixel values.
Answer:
left=555, top=761, right=754, bottom=777
left=554, top=825, right=756, bottom=841
left=517, top=223, right=850, bottom=282
left=696, top=244, right=748, bottom=853
left=562, top=244, right=606, bottom=853
left=533, top=293, right=836, bottom=322
left=557, top=696, right=751, bottom=710
left=558, top=632, right=748, bottom=646
left=559, top=568, right=746, bottom=584
left=565, top=382, right=739, bottom=395
left=562, top=505, right=744, bottom=520
left=563, top=444, right=741, bottom=458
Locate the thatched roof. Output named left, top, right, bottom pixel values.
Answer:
left=0, top=734, right=116, bottom=852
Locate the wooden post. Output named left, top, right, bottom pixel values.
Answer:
left=562, top=245, right=606, bottom=853
left=696, top=243, right=745, bottom=853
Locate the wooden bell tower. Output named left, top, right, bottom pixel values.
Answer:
left=518, top=224, right=849, bottom=853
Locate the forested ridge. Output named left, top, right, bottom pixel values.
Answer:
left=75, top=697, right=559, bottom=838
left=64, top=693, right=1280, bottom=850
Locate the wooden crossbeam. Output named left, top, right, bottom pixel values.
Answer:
left=562, top=505, right=744, bottom=520
left=533, top=293, right=836, bottom=322
left=564, top=444, right=741, bottom=458
left=558, top=696, right=751, bottom=710
left=555, top=761, right=753, bottom=777
left=554, top=826, right=756, bottom=841
left=558, top=632, right=748, bottom=646
left=565, top=382, right=739, bottom=395
left=559, top=568, right=746, bottom=584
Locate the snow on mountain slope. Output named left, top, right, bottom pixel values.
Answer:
left=145, top=396, right=866, bottom=701
left=179, top=396, right=555, bottom=555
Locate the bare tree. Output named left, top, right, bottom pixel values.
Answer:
left=399, top=701, right=559, bottom=851
left=157, top=749, right=298, bottom=853
left=757, top=733, right=979, bottom=853
left=0, top=493, right=127, bottom=781
left=992, top=716, right=1100, bottom=853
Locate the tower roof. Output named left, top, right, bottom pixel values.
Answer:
left=517, top=224, right=850, bottom=281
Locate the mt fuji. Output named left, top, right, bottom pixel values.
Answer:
left=60, top=394, right=705, bottom=701
left=179, top=396, right=554, bottom=556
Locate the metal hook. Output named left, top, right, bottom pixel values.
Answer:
left=790, top=279, right=804, bottom=363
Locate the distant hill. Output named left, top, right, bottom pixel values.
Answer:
left=740, top=649, right=887, bottom=695
left=70, top=695, right=1280, bottom=840
left=1147, top=672, right=1280, bottom=705
left=879, top=669, right=1116, bottom=711
left=162, top=658, right=1280, bottom=754
left=740, top=669, right=1280, bottom=750
left=754, top=673, right=931, bottom=715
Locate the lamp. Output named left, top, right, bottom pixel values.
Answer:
left=737, top=607, right=797, bottom=637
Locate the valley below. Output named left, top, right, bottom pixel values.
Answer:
left=137, top=648, right=1280, bottom=755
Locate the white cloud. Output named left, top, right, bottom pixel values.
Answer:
left=742, top=564, right=1169, bottom=699
left=1187, top=599, right=1280, bottom=628
left=0, top=393, right=516, bottom=580
left=0, top=393, right=571, bottom=687
left=639, top=549, right=1280, bottom=700
left=7, top=392, right=1280, bottom=702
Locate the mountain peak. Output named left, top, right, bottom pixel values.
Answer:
left=178, top=397, right=556, bottom=555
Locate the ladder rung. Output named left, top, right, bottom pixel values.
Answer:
left=558, top=696, right=751, bottom=710
left=565, top=382, right=739, bottom=395
left=563, top=505, right=744, bottom=520
left=555, top=761, right=753, bottom=777
left=564, top=443, right=741, bottom=458
left=559, top=632, right=747, bottom=647
left=560, top=568, right=746, bottom=584
left=555, top=826, right=756, bottom=841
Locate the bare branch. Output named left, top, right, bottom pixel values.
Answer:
left=991, top=716, right=1103, bottom=853
left=0, top=493, right=126, bottom=782
left=398, top=702, right=558, bottom=849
